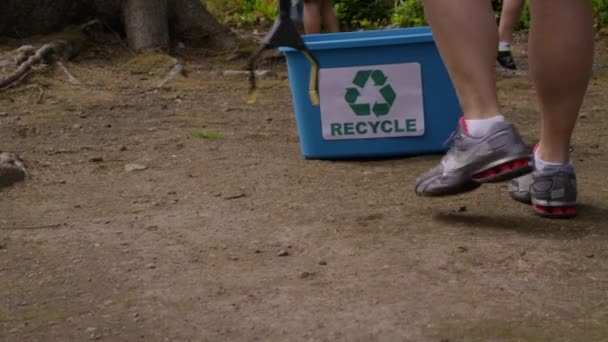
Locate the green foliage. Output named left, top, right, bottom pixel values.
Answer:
left=333, top=0, right=393, bottom=29
left=193, top=130, right=224, bottom=140
left=494, top=0, right=531, bottom=30
left=593, top=0, right=608, bottom=29
left=205, top=0, right=608, bottom=30
left=125, top=52, right=174, bottom=75
left=391, top=0, right=427, bottom=27
left=205, top=0, right=277, bottom=27
left=518, top=0, right=531, bottom=30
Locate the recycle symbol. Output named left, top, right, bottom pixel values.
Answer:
left=344, top=70, right=396, bottom=117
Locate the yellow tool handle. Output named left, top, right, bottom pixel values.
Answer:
left=303, top=51, right=320, bottom=106
left=248, top=46, right=319, bottom=106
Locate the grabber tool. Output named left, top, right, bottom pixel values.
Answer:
left=247, top=0, right=320, bottom=105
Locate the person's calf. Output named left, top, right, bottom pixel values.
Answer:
left=303, top=0, right=322, bottom=34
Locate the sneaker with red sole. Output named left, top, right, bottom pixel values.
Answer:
left=510, top=147, right=577, bottom=219
left=415, top=118, right=532, bottom=197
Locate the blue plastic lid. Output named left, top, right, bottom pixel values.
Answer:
left=279, top=27, right=433, bottom=52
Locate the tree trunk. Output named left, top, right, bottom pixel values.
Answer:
left=172, top=0, right=238, bottom=49
left=123, top=0, right=170, bottom=51
left=0, top=0, right=239, bottom=51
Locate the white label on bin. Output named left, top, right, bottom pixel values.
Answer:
left=318, top=63, right=425, bottom=140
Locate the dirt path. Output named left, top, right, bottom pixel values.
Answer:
left=1, top=37, right=607, bottom=341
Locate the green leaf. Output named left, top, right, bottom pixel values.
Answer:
left=193, top=130, right=224, bottom=140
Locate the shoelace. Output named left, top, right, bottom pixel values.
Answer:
left=443, top=129, right=466, bottom=151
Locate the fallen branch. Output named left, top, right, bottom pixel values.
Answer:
left=14, top=45, right=36, bottom=66
left=156, top=58, right=184, bottom=89
left=219, top=69, right=276, bottom=78
left=0, top=41, right=70, bottom=90
left=0, top=21, right=99, bottom=90
left=79, top=19, right=102, bottom=33
left=57, top=61, right=81, bottom=85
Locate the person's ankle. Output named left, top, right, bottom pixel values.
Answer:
left=498, top=41, right=511, bottom=52
left=535, top=145, right=572, bottom=170
left=464, top=115, right=505, bottom=137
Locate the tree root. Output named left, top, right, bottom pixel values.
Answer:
left=14, top=45, right=36, bottom=65
left=0, top=41, right=72, bottom=90
left=0, top=20, right=99, bottom=90
left=142, top=57, right=185, bottom=93
left=156, top=58, right=184, bottom=89
left=57, top=61, right=81, bottom=85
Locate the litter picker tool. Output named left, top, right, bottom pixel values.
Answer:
left=247, top=0, right=320, bottom=105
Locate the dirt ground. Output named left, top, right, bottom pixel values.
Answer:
left=1, top=33, right=607, bottom=342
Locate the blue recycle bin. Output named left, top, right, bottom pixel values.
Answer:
left=279, top=27, right=462, bottom=160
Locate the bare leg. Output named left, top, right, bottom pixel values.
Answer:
left=422, top=0, right=500, bottom=119
left=303, top=0, right=321, bottom=34
left=415, top=0, right=532, bottom=197
left=498, top=0, right=525, bottom=45
left=320, top=0, right=339, bottom=33
left=529, top=0, right=594, bottom=163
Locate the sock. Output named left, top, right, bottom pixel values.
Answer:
left=498, top=41, right=511, bottom=52
left=464, top=115, right=505, bottom=137
left=534, top=148, right=572, bottom=171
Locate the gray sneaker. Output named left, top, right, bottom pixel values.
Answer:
left=510, top=164, right=577, bottom=218
left=415, top=118, right=532, bottom=196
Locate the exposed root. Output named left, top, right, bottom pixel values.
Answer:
left=0, top=41, right=71, bottom=90
left=57, top=61, right=81, bottom=85
left=156, top=58, right=184, bottom=89
left=79, top=19, right=102, bottom=33
left=14, top=45, right=36, bottom=65
left=220, top=69, right=275, bottom=77
left=0, top=20, right=99, bottom=90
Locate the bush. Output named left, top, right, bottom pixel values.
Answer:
left=205, top=0, right=277, bottom=27
left=333, top=0, right=393, bottom=29
left=391, top=0, right=427, bottom=27
left=593, top=0, right=608, bottom=29
left=205, top=0, right=608, bottom=31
